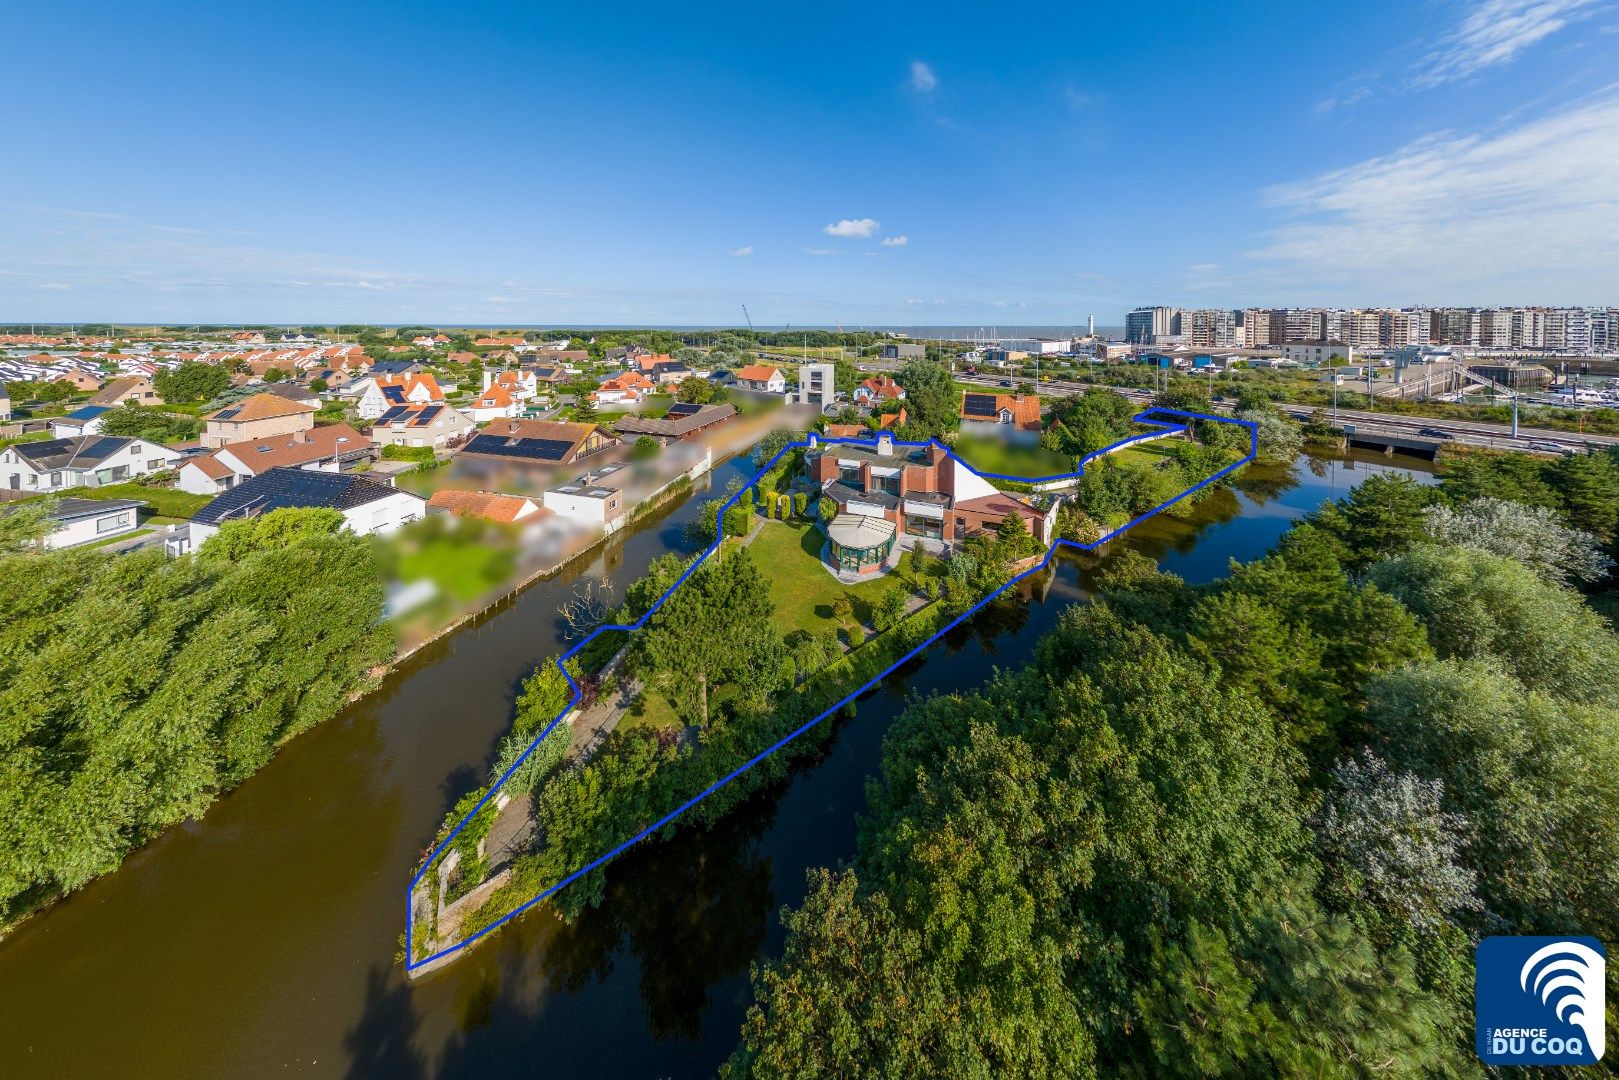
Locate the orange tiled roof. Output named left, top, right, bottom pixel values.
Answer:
left=427, top=489, right=544, bottom=523
left=736, top=364, right=781, bottom=382
left=206, top=392, right=318, bottom=422
left=475, top=385, right=514, bottom=408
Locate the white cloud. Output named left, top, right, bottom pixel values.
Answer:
left=727, top=245, right=753, bottom=256
left=879, top=235, right=908, bottom=246
left=1418, top=0, right=1597, bottom=86
left=910, top=61, right=938, bottom=93
left=1250, top=93, right=1619, bottom=299
left=823, top=217, right=878, bottom=238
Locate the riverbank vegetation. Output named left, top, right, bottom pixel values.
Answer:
left=0, top=507, right=391, bottom=924
left=444, top=494, right=1050, bottom=943
left=723, top=449, right=1619, bottom=1077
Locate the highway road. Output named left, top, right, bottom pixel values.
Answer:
left=952, top=373, right=1617, bottom=454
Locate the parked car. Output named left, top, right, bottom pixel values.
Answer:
left=1528, top=441, right=1574, bottom=455
left=999, top=379, right=1013, bottom=387
left=1417, top=426, right=1454, bottom=439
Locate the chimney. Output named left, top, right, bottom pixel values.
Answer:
left=483, top=370, right=493, bottom=391
left=807, top=432, right=818, bottom=447
left=877, top=432, right=894, bottom=456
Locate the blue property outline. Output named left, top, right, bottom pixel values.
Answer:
left=406, top=407, right=1257, bottom=971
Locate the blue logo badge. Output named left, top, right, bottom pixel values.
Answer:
left=1476, top=936, right=1605, bottom=1066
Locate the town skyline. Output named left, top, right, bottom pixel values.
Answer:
left=5, top=0, right=1619, bottom=324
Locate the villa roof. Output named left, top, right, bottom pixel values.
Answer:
left=735, top=364, right=781, bottom=382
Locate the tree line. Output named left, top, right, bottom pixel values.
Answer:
left=0, top=508, right=391, bottom=921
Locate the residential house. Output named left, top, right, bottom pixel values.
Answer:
left=804, top=431, right=1056, bottom=555
left=529, top=365, right=568, bottom=387
left=484, top=368, right=538, bottom=401
left=231, top=330, right=267, bottom=345
left=42, top=497, right=146, bottom=549
left=89, top=376, right=161, bottom=408
left=958, top=392, right=1043, bottom=444
left=369, top=402, right=475, bottom=449
left=853, top=376, right=905, bottom=406
left=258, top=382, right=321, bottom=409
left=875, top=404, right=908, bottom=430
left=611, top=402, right=736, bottom=445
left=526, top=349, right=588, bottom=367
left=474, top=336, right=527, bottom=348
left=591, top=371, right=654, bottom=406
left=190, top=467, right=426, bottom=540
left=461, top=419, right=618, bottom=466
left=177, top=423, right=373, bottom=495
left=366, top=359, right=425, bottom=377
left=446, top=351, right=480, bottom=365
left=59, top=370, right=103, bottom=392
left=426, top=489, right=546, bottom=523
left=203, top=393, right=317, bottom=448
left=3, top=435, right=182, bottom=492
left=0, top=389, right=9, bottom=422
left=544, top=463, right=628, bottom=530
left=354, top=373, right=444, bottom=420
left=50, top=404, right=112, bottom=438
left=734, top=364, right=786, bottom=393
left=630, top=353, right=693, bottom=385
left=467, top=384, right=522, bottom=422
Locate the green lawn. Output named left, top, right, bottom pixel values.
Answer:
left=952, top=435, right=1074, bottom=479
left=744, top=519, right=937, bottom=639
left=621, top=689, right=681, bottom=732
left=1101, top=441, right=1180, bottom=469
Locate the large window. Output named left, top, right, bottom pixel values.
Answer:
left=904, top=514, right=942, bottom=540
left=96, top=512, right=132, bottom=534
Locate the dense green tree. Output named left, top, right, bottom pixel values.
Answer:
left=1365, top=659, right=1619, bottom=940
left=0, top=512, right=390, bottom=914
left=632, top=548, right=778, bottom=729
left=153, top=360, right=230, bottom=403
left=97, top=403, right=200, bottom=445
left=892, top=359, right=957, bottom=438
left=1421, top=497, right=1611, bottom=584
left=1367, top=545, right=1619, bottom=705
left=0, top=497, right=59, bottom=552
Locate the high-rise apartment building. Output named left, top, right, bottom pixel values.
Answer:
left=1342, top=310, right=1384, bottom=349
left=1125, top=306, right=1179, bottom=345
left=1431, top=308, right=1480, bottom=346
left=1178, top=308, right=1236, bottom=348
left=1239, top=309, right=1282, bottom=347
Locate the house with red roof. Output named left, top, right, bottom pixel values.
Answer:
left=958, top=392, right=1043, bottom=444
left=735, top=364, right=786, bottom=393
left=852, top=376, right=905, bottom=405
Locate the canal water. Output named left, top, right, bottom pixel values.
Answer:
left=0, top=450, right=1431, bottom=1079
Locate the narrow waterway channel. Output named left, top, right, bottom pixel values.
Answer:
left=0, top=449, right=1432, bottom=1079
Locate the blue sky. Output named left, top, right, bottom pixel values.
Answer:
left=2, top=0, right=1617, bottom=325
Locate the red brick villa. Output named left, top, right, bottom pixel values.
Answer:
left=804, top=431, right=1058, bottom=573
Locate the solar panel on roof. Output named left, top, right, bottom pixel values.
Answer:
left=376, top=406, right=411, bottom=424
left=463, top=434, right=575, bottom=461
left=417, top=405, right=442, bottom=422
left=79, top=436, right=128, bottom=461
left=665, top=402, right=702, bottom=416
left=214, top=407, right=241, bottom=420
left=381, top=386, right=405, bottom=403
left=963, top=393, right=998, bottom=417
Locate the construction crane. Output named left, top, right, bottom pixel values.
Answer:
left=740, top=303, right=754, bottom=331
